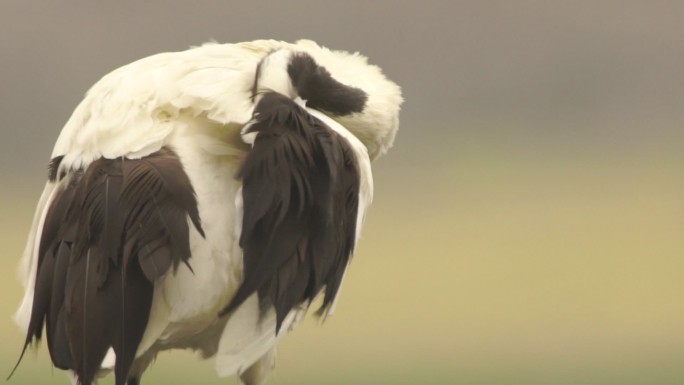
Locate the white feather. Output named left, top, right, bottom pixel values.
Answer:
left=214, top=294, right=305, bottom=378
left=215, top=294, right=276, bottom=377
left=14, top=182, right=58, bottom=331
left=254, top=48, right=296, bottom=98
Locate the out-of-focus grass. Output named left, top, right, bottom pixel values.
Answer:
left=3, top=128, right=684, bottom=384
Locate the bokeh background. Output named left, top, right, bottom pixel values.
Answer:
left=2, top=1, right=683, bottom=384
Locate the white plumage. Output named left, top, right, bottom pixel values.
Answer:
left=13, top=39, right=402, bottom=385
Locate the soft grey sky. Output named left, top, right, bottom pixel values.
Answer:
left=1, top=1, right=683, bottom=183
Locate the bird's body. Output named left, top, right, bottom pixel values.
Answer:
left=13, top=39, right=402, bottom=385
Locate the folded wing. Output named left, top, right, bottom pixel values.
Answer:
left=220, top=92, right=363, bottom=332
left=19, top=149, right=203, bottom=385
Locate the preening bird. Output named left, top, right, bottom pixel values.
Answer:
left=11, top=39, right=402, bottom=385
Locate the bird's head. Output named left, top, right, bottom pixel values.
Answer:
left=252, top=40, right=403, bottom=160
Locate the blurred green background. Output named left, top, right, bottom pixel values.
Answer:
left=2, top=1, right=684, bottom=384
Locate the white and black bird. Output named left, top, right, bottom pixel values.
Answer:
left=11, top=39, right=402, bottom=385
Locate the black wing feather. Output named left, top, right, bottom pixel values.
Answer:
left=17, top=148, right=203, bottom=385
left=220, top=92, right=361, bottom=332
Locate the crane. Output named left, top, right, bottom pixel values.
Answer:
left=12, top=39, right=402, bottom=385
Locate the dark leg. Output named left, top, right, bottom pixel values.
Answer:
left=127, top=378, right=139, bottom=385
